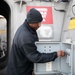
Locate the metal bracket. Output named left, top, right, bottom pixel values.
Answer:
left=15, top=0, right=26, bottom=12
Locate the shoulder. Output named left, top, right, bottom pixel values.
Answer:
left=18, top=34, right=34, bottom=48
left=13, top=25, right=34, bottom=47
left=18, top=29, right=34, bottom=45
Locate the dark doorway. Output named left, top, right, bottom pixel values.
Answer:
left=0, top=0, right=10, bottom=70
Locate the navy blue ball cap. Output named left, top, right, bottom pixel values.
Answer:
left=27, top=8, right=43, bottom=23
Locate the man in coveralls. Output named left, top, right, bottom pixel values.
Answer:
left=7, top=8, right=65, bottom=75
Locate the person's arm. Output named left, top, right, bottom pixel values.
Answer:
left=20, top=43, right=58, bottom=63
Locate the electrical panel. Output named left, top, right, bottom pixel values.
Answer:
left=34, top=42, right=73, bottom=75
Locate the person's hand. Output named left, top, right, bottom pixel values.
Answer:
left=57, top=50, right=65, bottom=57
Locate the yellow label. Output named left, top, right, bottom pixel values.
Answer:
left=0, top=30, right=6, bottom=34
left=68, top=19, right=75, bottom=30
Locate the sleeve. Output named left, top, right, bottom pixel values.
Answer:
left=21, top=43, right=58, bottom=63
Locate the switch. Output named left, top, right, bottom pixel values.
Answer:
left=66, top=49, right=71, bottom=66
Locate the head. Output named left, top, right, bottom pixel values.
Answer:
left=26, top=8, right=43, bottom=30
left=29, top=22, right=41, bottom=30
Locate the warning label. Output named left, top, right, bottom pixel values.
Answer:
left=26, top=6, right=53, bottom=24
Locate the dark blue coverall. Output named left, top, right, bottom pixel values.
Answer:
left=7, top=20, right=57, bottom=75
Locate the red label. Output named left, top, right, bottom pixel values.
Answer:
left=26, top=6, right=53, bottom=24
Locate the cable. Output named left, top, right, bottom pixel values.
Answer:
left=62, top=0, right=69, bottom=2
left=54, top=1, right=66, bottom=12
left=72, top=4, right=75, bottom=16
left=54, top=7, right=66, bottom=12
left=41, top=0, right=52, bottom=2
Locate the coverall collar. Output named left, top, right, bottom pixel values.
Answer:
left=24, top=19, right=37, bottom=34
